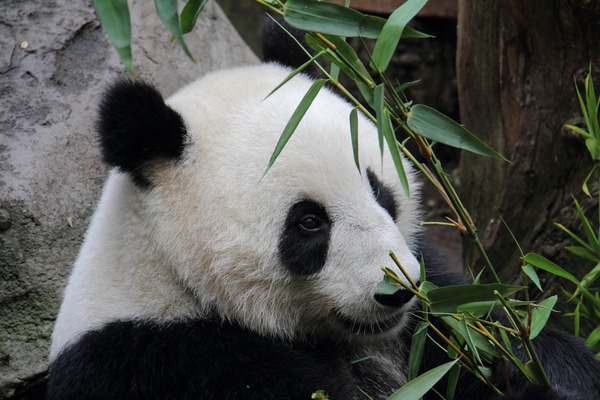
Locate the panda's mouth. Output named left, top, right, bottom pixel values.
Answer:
left=339, top=311, right=406, bottom=336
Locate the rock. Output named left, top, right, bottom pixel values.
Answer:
left=0, top=0, right=257, bottom=397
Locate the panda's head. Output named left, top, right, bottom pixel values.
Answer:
left=92, top=62, right=422, bottom=343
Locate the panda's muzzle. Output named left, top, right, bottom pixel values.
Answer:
left=373, top=288, right=416, bottom=308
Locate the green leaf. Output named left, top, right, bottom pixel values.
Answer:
left=321, top=34, right=374, bottom=89
left=375, top=277, right=401, bottom=295
left=265, top=79, right=327, bottom=173
left=371, top=0, right=427, bottom=71
left=388, top=360, right=458, bottom=400
left=373, top=84, right=410, bottom=197
left=522, top=264, right=543, bottom=292
left=456, top=299, right=530, bottom=317
left=573, top=301, right=581, bottom=337
left=283, top=0, right=430, bottom=39
left=93, top=0, right=133, bottom=75
left=573, top=196, right=600, bottom=252
left=374, top=84, right=386, bottom=159
left=441, top=316, right=500, bottom=359
left=428, top=284, right=523, bottom=314
left=154, top=0, right=195, bottom=61
left=304, top=33, right=375, bottom=106
left=264, top=48, right=327, bottom=100
left=383, top=109, right=410, bottom=197
left=575, top=262, right=600, bottom=298
left=349, top=108, right=361, bottom=173
left=407, top=104, right=507, bottom=160
left=565, top=246, right=600, bottom=263
left=419, top=280, right=438, bottom=297
left=458, top=317, right=483, bottom=365
left=585, top=324, right=600, bottom=348
left=555, top=222, right=594, bottom=253
left=528, top=295, right=557, bottom=340
left=445, top=363, right=460, bottom=400
left=408, top=322, right=429, bottom=380
left=523, top=253, right=580, bottom=285
left=395, top=79, right=422, bottom=93
left=180, top=0, right=208, bottom=35
left=581, top=164, right=597, bottom=197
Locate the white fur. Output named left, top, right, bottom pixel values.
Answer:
left=51, top=64, right=422, bottom=359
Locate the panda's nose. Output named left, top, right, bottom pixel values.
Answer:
left=374, top=288, right=416, bottom=308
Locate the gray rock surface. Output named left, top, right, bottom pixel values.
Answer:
left=0, top=0, right=257, bottom=397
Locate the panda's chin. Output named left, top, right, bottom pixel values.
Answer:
left=342, top=314, right=406, bottom=336
left=333, top=309, right=411, bottom=340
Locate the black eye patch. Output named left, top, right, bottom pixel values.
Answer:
left=278, top=201, right=331, bottom=276
left=366, top=168, right=398, bottom=221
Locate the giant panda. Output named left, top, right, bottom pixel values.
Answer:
left=48, top=23, right=600, bottom=400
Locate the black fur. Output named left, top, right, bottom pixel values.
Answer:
left=367, top=168, right=398, bottom=221
left=278, top=200, right=331, bottom=275
left=47, top=319, right=389, bottom=400
left=97, top=79, right=187, bottom=187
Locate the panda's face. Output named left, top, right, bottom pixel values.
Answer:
left=95, top=64, right=422, bottom=342
left=131, top=64, right=423, bottom=341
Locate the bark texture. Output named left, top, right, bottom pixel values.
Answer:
left=0, top=1, right=257, bottom=398
left=457, top=1, right=600, bottom=285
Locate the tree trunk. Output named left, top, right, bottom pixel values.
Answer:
left=456, top=1, right=600, bottom=288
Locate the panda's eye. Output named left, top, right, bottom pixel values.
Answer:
left=299, top=215, right=323, bottom=232
left=279, top=200, right=332, bottom=275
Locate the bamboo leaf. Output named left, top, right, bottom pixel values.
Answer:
left=375, top=276, right=401, bottom=295
left=457, top=299, right=530, bottom=317
left=458, top=317, right=482, bottom=365
left=383, top=109, right=410, bottom=197
left=565, top=246, right=600, bottom=263
left=555, top=222, right=594, bottom=253
left=264, top=48, right=327, bottom=100
left=408, top=322, right=429, bottom=380
left=154, top=0, right=195, bottom=61
left=429, top=284, right=523, bottom=314
left=93, top=0, right=133, bottom=75
left=371, top=0, right=427, bottom=71
left=523, top=253, right=580, bottom=285
left=265, top=79, right=327, bottom=173
left=441, top=316, right=501, bottom=359
left=522, top=264, right=543, bottom=292
left=374, top=84, right=385, bottom=159
left=373, top=84, right=410, bottom=196
left=321, top=34, right=374, bottom=88
left=283, top=0, right=430, bottom=39
left=585, top=324, right=600, bottom=348
left=528, top=295, right=557, bottom=340
left=573, top=301, right=581, bottom=337
left=304, top=33, right=375, bottom=105
left=388, top=360, right=458, bottom=400
left=180, top=0, right=208, bottom=35
left=581, top=165, right=597, bottom=197
left=349, top=108, right=361, bottom=173
left=575, top=262, right=600, bottom=297
left=573, top=196, right=599, bottom=251
left=407, top=104, right=507, bottom=160
left=445, top=363, right=460, bottom=400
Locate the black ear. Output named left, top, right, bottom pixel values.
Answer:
left=97, top=79, right=187, bottom=187
left=261, top=16, right=319, bottom=77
